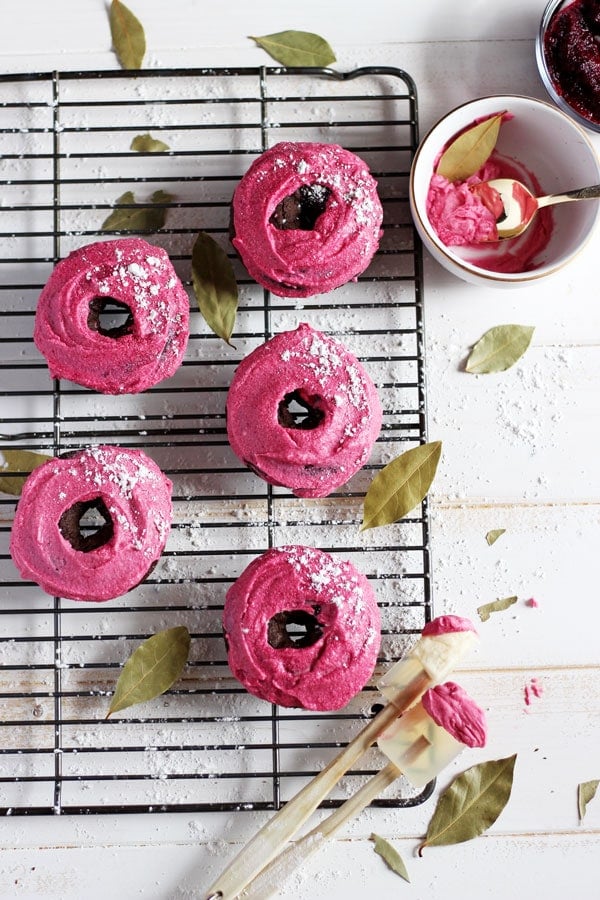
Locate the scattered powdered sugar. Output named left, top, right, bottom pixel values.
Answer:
left=82, top=244, right=183, bottom=339
left=81, top=446, right=160, bottom=499
left=278, top=545, right=370, bottom=626
left=280, top=330, right=369, bottom=420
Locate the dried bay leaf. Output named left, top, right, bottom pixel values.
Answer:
left=130, top=133, right=170, bottom=153
left=191, top=231, right=238, bottom=346
left=369, top=833, right=410, bottom=882
left=110, top=0, right=146, bottom=70
left=485, top=528, right=506, bottom=546
left=436, top=113, right=504, bottom=182
left=0, top=449, right=52, bottom=495
left=578, top=780, right=599, bottom=822
left=361, top=441, right=442, bottom=531
left=419, top=754, right=517, bottom=853
left=466, top=324, right=535, bottom=375
left=107, top=626, right=191, bottom=718
left=250, top=31, right=336, bottom=67
left=101, top=189, right=173, bottom=233
left=477, top=596, right=518, bottom=622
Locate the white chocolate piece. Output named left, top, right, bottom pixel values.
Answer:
left=378, top=630, right=478, bottom=707
left=377, top=702, right=464, bottom=788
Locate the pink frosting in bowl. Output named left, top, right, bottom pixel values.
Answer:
left=427, top=153, right=553, bottom=274
left=223, top=545, right=381, bottom=710
left=226, top=323, right=382, bottom=498
left=9, top=446, right=172, bottom=602
left=34, top=238, right=189, bottom=394
left=231, top=141, right=383, bottom=298
left=422, top=681, right=487, bottom=748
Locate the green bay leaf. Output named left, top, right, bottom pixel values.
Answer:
left=130, top=133, right=170, bottom=153
left=109, top=0, right=146, bottom=70
left=419, top=754, right=517, bottom=852
left=191, top=231, right=238, bottom=346
left=0, top=449, right=52, bottom=495
left=369, top=833, right=410, bottom=882
left=466, top=324, right=535, bottom=375
left=485, top=528, right=506, bottom=546
left=477, top=595, right=518, bottom=622
left=101, top=189, right=173, bottom=233
left=578, top=779, right=599, bottom=822
left=107, top=626, right=191, bottom=717
left=436, top=113, right=504, bottom=182
left=250, top=31, right=336, bottom=67
left=361, top=441, right=442, bottom=531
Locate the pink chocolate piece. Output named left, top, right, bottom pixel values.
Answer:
left=226, top=323, right=382, bottom=498
left=223, top=545, right=381, bottom=710
left=422, top=681, right=487, bottom=748
left=10, top=446, right=172, bottom=602
left=34, top=238, right=189, bottom=394
left=231, top=141, right=383, bottom=298
left=422, top=615, right=478, bottom=637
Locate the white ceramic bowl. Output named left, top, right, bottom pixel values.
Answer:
left=409, top=94, right=600, bottom=287
left=536, top=0, right=600, bottom=135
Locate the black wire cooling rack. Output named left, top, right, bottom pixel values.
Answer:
left=0, top=66, right=432, bottom=816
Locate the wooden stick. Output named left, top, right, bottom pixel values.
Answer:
left=241, top=736, right=431, bottom=900
left=202, top=670, right=430, bottom=900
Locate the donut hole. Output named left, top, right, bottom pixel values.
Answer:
left=278, top=390, right=325, bottom=430
left=58, top=498, right=114, bottom=552
left=88, top=297, right=135, bottom=338
left=267, top=610, right=323, bottom=649
left=270, top=184, right=331, bottom=231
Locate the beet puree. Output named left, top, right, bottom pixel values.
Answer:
left=544, top=0, right=600, bottom=125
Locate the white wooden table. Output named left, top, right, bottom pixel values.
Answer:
left=0, top=2, right=598, bottom=897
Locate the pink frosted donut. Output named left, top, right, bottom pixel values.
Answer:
left=223, top=545, right=381, bottom=710
left=10, top=446, right=172, bottom=602
left=226, top=323, right=382, bottom=498
left=231, top=141, right=383, bottom=297
left=34, top=238, right=189, bottom=394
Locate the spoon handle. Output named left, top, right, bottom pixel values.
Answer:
left=539, top=183, right=600, bottom=208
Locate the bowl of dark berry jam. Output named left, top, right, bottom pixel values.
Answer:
left=536, top=0, right=600, bottom=133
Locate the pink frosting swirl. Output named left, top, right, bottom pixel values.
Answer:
left=422, top=681, right=487, bottom=747
left=9, top=446, right=172, bottom=602
left=226, top=324, right=382, bottom=498
left=223, top=545, right=381, bottom=710
left=34, top=238, right=189, bottom=394
left=422, top=615, right=478, bottom=637
left=231, top=141, right=383, bottom=298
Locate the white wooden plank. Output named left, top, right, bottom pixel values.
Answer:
left=428, top=502, right=600, bottom=667
left=1, top=830, right=599, bottom=899
left=0, top=0, right=545, bottom=64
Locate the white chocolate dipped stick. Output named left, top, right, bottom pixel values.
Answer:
left=240, top=681, right=487, bottom=900
left=202, top=616, right=477, bottom=900
left=377, top=615, right=478, bottom=707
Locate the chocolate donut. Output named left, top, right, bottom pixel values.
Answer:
left=10, top=446, right=172, bottom=602
left=226, top=323, right=382, bottom=498
left=231, top=141, right=383, bottom=297
left=223, top=545, right=381, bottom=710
left=34, top=238, right=189, bottom=394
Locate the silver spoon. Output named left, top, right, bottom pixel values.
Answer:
left=472, top=178, right=600, bottom=239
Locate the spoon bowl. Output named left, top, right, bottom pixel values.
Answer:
left=475, top=178, right=600, bottom=240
